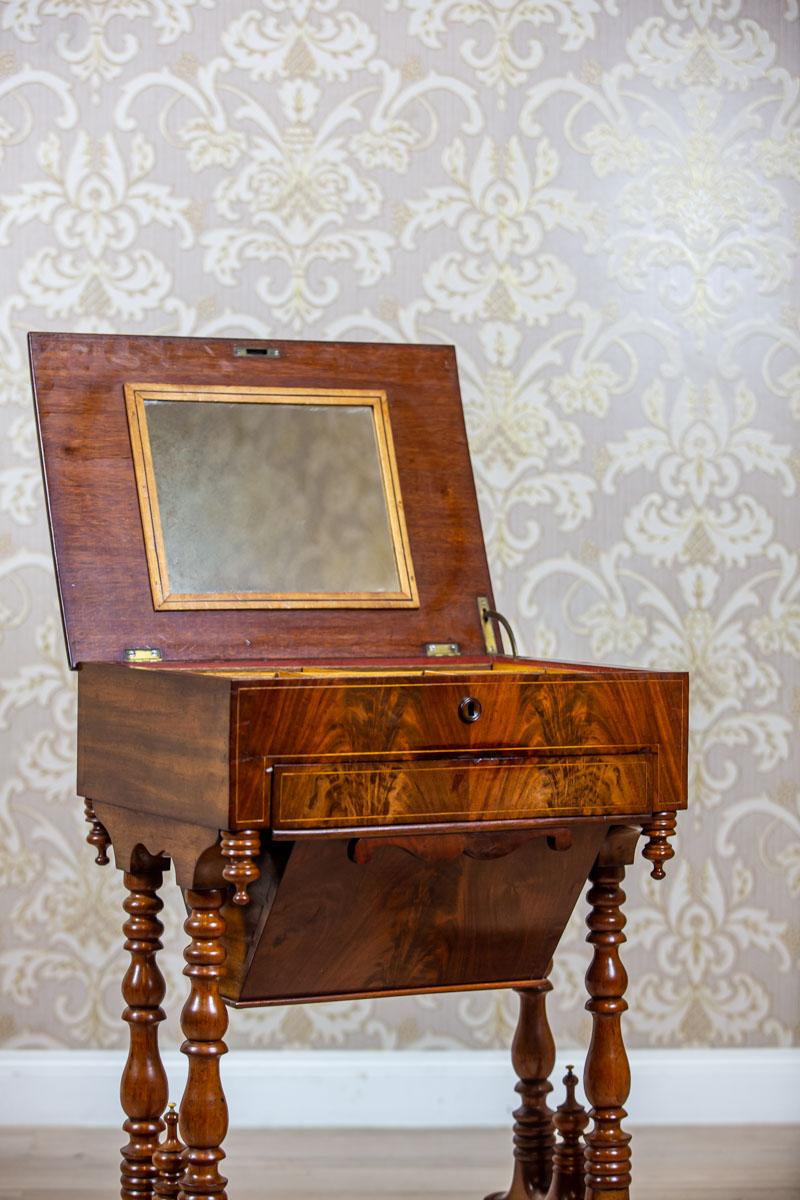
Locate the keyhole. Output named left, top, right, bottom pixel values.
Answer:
left=459, top=696, right=482, bottom=723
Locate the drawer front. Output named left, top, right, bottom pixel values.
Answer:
left=239, top=677, right=685, bottom=760
left=272, top=753, right=652, bottom=832
left=235, top=674, right=687, bottom=826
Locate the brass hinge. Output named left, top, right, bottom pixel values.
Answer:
left=424, top=642, right=461, bottom=657
left=123, top=647, right=163, bottom=663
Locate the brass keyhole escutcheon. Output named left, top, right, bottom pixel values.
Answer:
left=459, top=696, right=482, bottom=723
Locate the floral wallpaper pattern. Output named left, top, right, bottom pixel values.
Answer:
left=0, top=0, right=797, bottom=1052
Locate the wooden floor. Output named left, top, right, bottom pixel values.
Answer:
left=0, top=1126, right=798, bottom=1198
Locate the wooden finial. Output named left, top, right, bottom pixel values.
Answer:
left=544, top=1065, right=589, bottom=1199
left=153, top=1103, right=185, bottom=1198
left=220, top=828, right=261, bottom=905
left=558, top=1066, right=585, bottom=1129
left=84, top=799, right=110, bottom=865
left=642, top=810, right=677, bottom=879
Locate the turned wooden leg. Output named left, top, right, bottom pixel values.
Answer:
left=120, top=864, right=169, bottom=1200
left=583, top=859, right=631, bottom=1200
left=178, top=889, right=229, bottom=1200
left=486, top=978, right=556, bottom=1200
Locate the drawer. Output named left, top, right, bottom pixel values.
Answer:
left=272, top=753, right=652, bottom=833
left=236, top=674, right=684, bottom=763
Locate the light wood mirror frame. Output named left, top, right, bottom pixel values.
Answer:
left=124, top=383, right=419, bottom=611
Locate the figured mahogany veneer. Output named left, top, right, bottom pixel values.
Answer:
left=272, top=754, right=651, bottom=831
left=221, top=826, right=608, bottom=1006
left=79, top=656, right=687, bottom=1012
left=78, top=662, right=687, bottom=832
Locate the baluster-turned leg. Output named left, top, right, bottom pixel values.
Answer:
left=120, top=863, right=169, bottom=1200
left=486, top=977, right=556, bottom=1200
left=178, top=888, right=229, bottom=1200
left=544, top=1066, right=589, bottom=1200
left=583, top=859, right=632, bottom=1200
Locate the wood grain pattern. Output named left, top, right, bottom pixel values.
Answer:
left=76, top=662, right=687, bottom=831
left=30, top=333, right=492, bottom=667
left=78, top=664, right=232, bottom=829
left=234, top=669, right=688, bottom=824
left=346, top=828, right=551, bottom=864
left=273, top=754, right=651, bottom=832
left=235, top=672, right=685, bottom=761
left=91, top=803, right=226, bottom=892
left=221, top=827, right=608, bottom=1005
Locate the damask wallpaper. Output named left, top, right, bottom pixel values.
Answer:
left=0, top=0, right=797, bottom=1053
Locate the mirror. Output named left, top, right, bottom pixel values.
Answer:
left=125, top=385, right=418, bottom=610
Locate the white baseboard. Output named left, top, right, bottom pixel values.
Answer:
left=0, top=1048, right=797, bottom=1127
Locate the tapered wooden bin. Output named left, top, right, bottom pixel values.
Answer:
left=32, top=331, right=688, bottom=1200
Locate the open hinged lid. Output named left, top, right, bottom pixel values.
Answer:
left=30, top=333, right=495, bottom=668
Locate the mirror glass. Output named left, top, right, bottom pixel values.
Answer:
left=126, top=387, right=417, bottom=609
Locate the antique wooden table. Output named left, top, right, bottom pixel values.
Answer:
left=31, top=332, right=688, bottom=1200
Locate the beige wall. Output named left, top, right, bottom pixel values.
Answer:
left=0, top=0, right=797, bottom=1051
